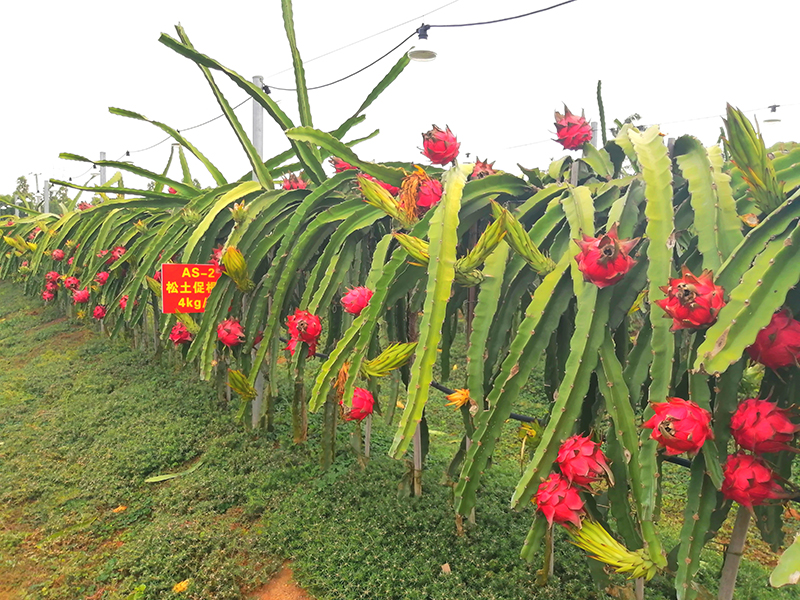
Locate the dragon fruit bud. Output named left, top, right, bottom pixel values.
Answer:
left=574, top=224, right=639, bottom=288
left=217, top=318, right=245, bottom=348
left=361, top=174, right=400, bottom=196
left=341, top=387, right=374, bottom=422
left=721, top=452, right=786, bottom=507
left=533, top=473, right=584, bottom=527
left=554, top=106, right=593, bottom=150
left=469, top=158, right=496, bottom=180
left=422, top=125, right=460, bottom=165
left=654, top=266, right=726, bottom=331
left=51, top=249, right=65, bottom=261
left=92, top=305, right=107, bottom=320
left=329, top=157, right=357, bottom=173
left=282, top=174, right=308, bottom=190
left=341, top=286, right=373, bottom=316
left=556, top=435, right=614, bottom=488
left=417, top=179, right=443, bottom=210
left=73, top=288, right=90, bottom=304
left=746, top=309, right=800, bottom=370
left=169, top=323, right=193, bottom=346
left=642, top=397, right=713, bottom=456
left=730, top=398, right=800, bottom=454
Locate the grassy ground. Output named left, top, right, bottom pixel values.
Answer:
left=0, top=280, right=796, bottom=600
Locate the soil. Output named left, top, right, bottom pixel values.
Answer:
left=248, top=563, right=313, bottom=600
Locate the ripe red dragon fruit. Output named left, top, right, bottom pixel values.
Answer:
left=168, top=187, right=177, bottom=194
left=721, top=452, right=786, bottom=507
left=642, top=397, right=713, bottom=456
left=746, top=309, right=800, bottom=370
left=67, top=257, right=74, bottom=266
left=94, top=271, right=110, bottom=286
left=119, top=295, right=131, bottom=310
left=469, top=158, right=497, bottom=180
left=282, top=174, right=308, bottom=190
left=28, top=227, right=41, bottom=241
left=169, top=323, right=193, bottom=346
left=45, top=281, right=58, bottom=293
left=422, top=125, right=460, bottom=165
left=286, top=309, right=322, bottom=356
left=51, top=249, right=65, bottom=261
left=341, top=387, right=374, bottom=421
left=63, top=276, right=80, bottom=291
left=217, top=319, right=245, bottom=348
left=556, top=435, right=613, bottom=488
left=42, top=290, right=55, bottom=302
left=417, top=179, right=443, bottom=210
left=730, top=398, right=800, bottom=454
left=574, top=224, right=639, bottom=288
left=92, top=305, right=106, bottom=320
left=107, top=246, right=126, bottom=265
left=654, top=267, right=725, bottom=331
left=533, top=473, right=584, bottom=527
left=554, top=106, right=593, bottom=150
left=341, top=286, right=373, bottom=316
left=45, top=271, right=60, bottom=283
left=329, top=157, right=357, bottom=173
left=73, top=288, right=90, bottom=304
left=76, top=201, right=92, bottom=211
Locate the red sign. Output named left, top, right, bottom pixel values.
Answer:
left=161, top=264, right=221, bottom=313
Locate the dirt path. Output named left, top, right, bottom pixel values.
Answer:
left=248, top=563, right=313, bottom=600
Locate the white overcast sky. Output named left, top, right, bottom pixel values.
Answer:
left=1, top=0, right=798, bottom=196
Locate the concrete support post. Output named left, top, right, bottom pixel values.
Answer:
left=252, top=76, right=264, bottom=182
left=42, top=180, right=50, bottom=213
left=99, top=152, right=107, bottom=185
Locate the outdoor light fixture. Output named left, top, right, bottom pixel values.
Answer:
left=407, top=24, right=436, bottom=62
left=764, top=104, right=781, bottom=123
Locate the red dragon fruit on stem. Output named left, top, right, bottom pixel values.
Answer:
left=42, top=290, right=55, bottom=302
left=422, top=125, right=460, bottom=165
left=168, top=187, right=177, bottom=194
left=286, top=309, right=322, bottom=356
left=92, top=305, right=106, bottom=320
left=341, top=286, right=373, bottom=316
left=554, top=106, right=593, bottom=150
left=746, top=309, right=800, bottom=370
left=73, top=288, right=90, bottom=304
left=217, top=319, right=245, bottom=348
left=45, top=271, right=60, bottom=283
left=169, top=323, right=193, bottom=346
left=282, top=174, right=308, bottom=190
left=417, top=179, right=443, bottom=210
left=51, top=249, right=65, bottom=261
left=654, top=267, right=726, bottom=331
left=329, top=157, right=358, bottom=173
left=556, top=435, right=614, bottom=488
left=642, top=397, right=713, bottom=456
left=63, top=276, right=80, bottom=291
left=45, top=281, right=58, bottom=293
left=94, top=271, right=110, bottom=286
left=574, top=224, right=638, bottom=288
left=730, top=398, right=800, bottom=454
left=721, top=452, right=786, bottom=508
left=341, top=387, right=375, bottom=422
left=533, top=473, right=584, bottom=527
left=469, top=157, right=497, bottom=180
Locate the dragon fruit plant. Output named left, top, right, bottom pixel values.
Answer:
left=3, top=12, right=800, bottom=599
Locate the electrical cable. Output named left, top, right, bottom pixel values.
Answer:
left=428, top=0, right=578, bottom=28
left=266, top=31, right=417, bottom=92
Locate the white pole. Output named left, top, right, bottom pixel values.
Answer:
left=99, top=151, right=107, bottom=185
left=42, top=177, right=50, bottom=213
left=591, top=121, right=599, bottom=147
left=252, top=76, right=264, bottom=182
